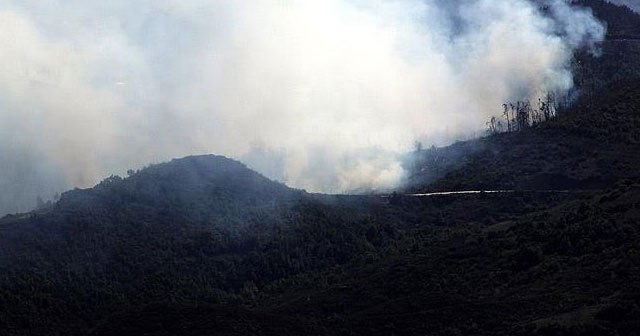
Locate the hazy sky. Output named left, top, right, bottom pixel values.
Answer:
left=0, top=0, right=605, bottom=214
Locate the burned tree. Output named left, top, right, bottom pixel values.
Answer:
left=486, top=91, right=569, bottom=135
left=486, top=116, right=503, bottom=135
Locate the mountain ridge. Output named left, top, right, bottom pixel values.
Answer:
left=1, top=1, right=640, bottom=335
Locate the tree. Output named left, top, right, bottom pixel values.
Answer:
left=36, top=196, right=45, bottom=210
left=486, top=116, right=503, bottom=135
left=503, top=104, right=512, bottom=132
left=414, top=140, right=423, bottom=152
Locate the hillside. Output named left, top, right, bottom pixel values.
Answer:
left=0, top=154, right=582, bottom=335
left=1, top=1, right=640, bottom=335
left=77, top=180, right=640, bottom=336
left=577, top=0, right=640, bottom=39
left=573, top=0, right=640, bottom=95
left=405, top=0, right=640, bottom=192
left=407, top=77, right=640, bottom=192
left=255, top=183, right=640, bottom=336
left=1, top=102, right=639, bottom=335
left=0, top=155, right=311, bottom=334
left=1, top=123, right=638, bottom=336
left=84, top=153, right=640, bottom=335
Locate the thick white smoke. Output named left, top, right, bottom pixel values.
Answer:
left=0, top=0, right=604, bottom=214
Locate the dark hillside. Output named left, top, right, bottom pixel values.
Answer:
left=59, top=154, right=298, bottom=215
left=2, top=94, right=639, bottom=335
left=1, top=2, right=640, bottom=335
left=0, top=155, right=310, bottom=335
left=573, top=0, right=640, bottom=92
left=407, top=1, right=640, bottom=192
left=0, top=155, right=582, bottom=335
left=577, top=0, right=640, bottom=39
left=87, top=184, right=640, bottom=336
left=407, top=79, right=640, bottom=192
left=252, top=183, right=640, bottom=336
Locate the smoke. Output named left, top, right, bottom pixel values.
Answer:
left=0, top=0, right=604, bottom=214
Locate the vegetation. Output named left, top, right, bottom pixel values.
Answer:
left=1, top=1, right=640, bottom=335
left=410, top=77, right=640, bottom=192
left=486, top=0, right=640, bottom=137
left=0, top=154, right=584, bottom=335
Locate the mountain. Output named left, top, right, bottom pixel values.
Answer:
left=406, top=78, right=640, bottom=192
left=572, top=0, right=640, bottom=95
left=0, top=155, right=327, bottom=334
left=604, top=0, right=640, bottom=14
left=2, top=1, right=640, bottom=336
left=81, top=75, right=640, bottom=335
left=256, top=183, right=640, bottom=336
left=577, top=0, right=640, bottom=39
left=403, top=0, right=640, bottom=193
left=0, top=153, right=584, bottom=335
left=0, top=155, right=302, bottom=334
left=1, top=135, right=638, bottom=336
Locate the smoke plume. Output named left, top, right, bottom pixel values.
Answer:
left=0, top=0, right=604, bottom=214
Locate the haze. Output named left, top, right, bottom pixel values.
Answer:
left=0, top=0, right=604, bottom=215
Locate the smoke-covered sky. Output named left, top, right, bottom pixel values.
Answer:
left=0, top=0, right=604, bottom=214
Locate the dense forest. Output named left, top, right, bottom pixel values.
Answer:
left=1, top=1, right=640, bottom=335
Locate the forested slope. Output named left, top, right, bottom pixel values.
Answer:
left=1, top=1, right=640, bottom=336
left=407, top=78, right=640, bottom=192
left=406, top=0, right=640, bottom=192
left=0, top=155, right=580, bottom=335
